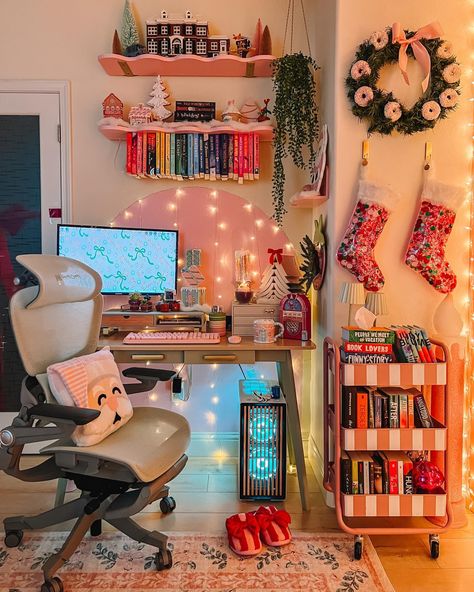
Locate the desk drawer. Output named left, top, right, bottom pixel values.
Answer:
left=113, top=350, right=184, bottom=364
left=184, top=350, right=255, bottom=365
left=103, top=315, right=152, bottom=329
left=232, top=304, right=279, bottom=318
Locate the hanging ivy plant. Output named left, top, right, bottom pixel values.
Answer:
left=272, top=52, right=319, bottom=226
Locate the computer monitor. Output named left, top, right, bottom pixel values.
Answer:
left=57, top=224, right=178, bottom=295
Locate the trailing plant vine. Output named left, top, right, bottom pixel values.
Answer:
left=272, top=52, right=319, bottom=226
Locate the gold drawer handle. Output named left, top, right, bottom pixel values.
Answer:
left=264, top=308, right=275, bottom=314
left=131, top=354, right=165, bottom=361
left=202, top=355, right=237, bottom=362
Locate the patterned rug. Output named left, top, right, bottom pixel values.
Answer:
left=0, top=532, right=394, bottom=592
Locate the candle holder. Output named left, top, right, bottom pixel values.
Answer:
left=235, top=281, right=253, bottom=304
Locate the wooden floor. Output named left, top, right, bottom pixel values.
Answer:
left=1, top=456, right=474, bottom=591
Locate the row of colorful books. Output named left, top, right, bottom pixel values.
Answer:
left=341, top=450, right=415, bottom=495
left=126, top=131, right=260, bottom=182
left=342, top=386, right=433, bottom=429
left=340, top=325, right=435, bottom=364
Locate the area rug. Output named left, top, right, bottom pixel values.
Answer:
left=0, top=532, right=394, bottom=592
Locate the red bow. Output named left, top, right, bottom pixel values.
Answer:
left=257, top=509, right=291, bottom=531
left=268, top=248, right=283, bottom=264
left=226, top=513, right=259, bottom=539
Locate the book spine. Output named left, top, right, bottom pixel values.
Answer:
left=155, top=131, right=160, bottom=176
left=340, top=457, right=352, bottom=495
left=142, top=131, right=147, bottom=177
left=410, top=327, right=429, bottom=362
left=382, top=395, right=389, bottom=428
left=369, top=461, right=375, bottom=494
left=363, top=461, right=370, bottom=495
left=357, top=461, right=364, bottom=494
left=160, top=132, right=166, bottom=178
left=243, top=133, right=249, bottom=180
left=198, top=134, right=205, bottom=178
left=403, top=459, right=414, bottom=494
left=175, top=134, right=182, bottom=179
left=399, top=394, right=408, bottom=428
left=374, top=395, right=382, bottom=428
left=342, top=328, right=395, bottom=344
left=389, top=395, right=399, bottom=428
left=204, top=134, right=210, bottom=180
left=164, top=133, right=170, bottom=178
left=368, top=389, right=375, bottom=429
left=341, top=352, right=394, bottom=364
left=182, top=133, right=188, bottom=179
left=209, top=134, right=216, bottom=180
left=147, top=132, right=156, bottom=175
left=254, top=133, right=260, bottom=179
left=136, top=131, right=143, bottom=176
left=414, top=394, right=433, bottom=428
left=215, top=134, right=221, bottom=179
left=356, top=390, right=368, bottom=429
left=233, top=133, right=239, bottom=181
left=221, top=134, right=229, bottom=180
left=170, top=133, right=176, bottom=179
left=187, top=133, right=194, bottom=179
left=407, top=394, right=415, bottom=428
left=342, top=387, right=356, bottom=428
left=418, top=326, right=436, bottom=362
left=351, top=459, right=358, bottom=494
left=238, top=133, right=244, bottom=184
left=343, top=342, right=394, bottom=354
left=131, top=132, right=137, bottom=176
left=248, top=132, right=254, bottom=181
left=397, top=460, right=404, bottom=494
left=388, top=460, right=398, bottom=494
left=373, top=460, right=383, bottom=494
left=126, top=132, right=132, bottom=174
left=393, top=328, right=416, bottom=362
left=193, top=133, right=199, bottom=178
left=407, top=328, right=423, bottom=362
left=228, top=133, right=234, bottom=180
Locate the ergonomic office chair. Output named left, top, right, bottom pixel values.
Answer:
left=0, top=255, right=190, bottom=592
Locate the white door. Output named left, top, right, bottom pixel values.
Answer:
left=0, top=87, right=67, bottom=426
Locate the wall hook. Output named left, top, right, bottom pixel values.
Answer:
left=362, top=139, right=369, bottom=166
left=424, top=141, right=432, bottom=171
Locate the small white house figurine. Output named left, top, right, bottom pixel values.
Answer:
left=102, top=93, right=124, bottom=119
left=222, top=99, right=241, bottom=122
left=128, top=103, right=153, bottom=125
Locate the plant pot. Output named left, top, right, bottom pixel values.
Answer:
left=129, top=301, right=141, bottom=311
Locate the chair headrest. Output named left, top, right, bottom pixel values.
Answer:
left=17, top=254, right=102, bottom=309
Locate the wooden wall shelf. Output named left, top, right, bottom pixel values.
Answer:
left=98, top=53, right=276, bottom=77
left=290, top=166, right=329, bottom=208
left=98, top=122, right=275, bottom=142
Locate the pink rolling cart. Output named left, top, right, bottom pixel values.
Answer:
left=323, top=337, right=453, bottom=560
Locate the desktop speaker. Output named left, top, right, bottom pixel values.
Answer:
left=239, top=380, right=286, bottom=500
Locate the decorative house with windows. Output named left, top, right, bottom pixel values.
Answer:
left=146, top=10, right=230, bottom=58
left=102, top=93, right=124, bottom=119
left=128, top=103, right=153, bottom=125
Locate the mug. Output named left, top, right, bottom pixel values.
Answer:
left=254, top=319, right=284, bottom=343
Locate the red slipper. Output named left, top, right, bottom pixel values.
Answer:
left=254, top=505, right=292, bottom=546
left=225, top=512, right=262, bottom=556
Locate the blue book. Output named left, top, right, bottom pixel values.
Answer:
left=215, top=134, right=221, bottom=180
left=170, top=133, right=176, bottom=179
left=188, top=133, right=194, bottom=179
left=203, top=134, right=210, bottom=180
left=209, top=134, right=216, bottom=180
left=198, top=134, right=205, bottom=178
left=175, top=134, right=183, bottom=180
left=182, top=134, right=188, bottom=179
left=193, top=133, right=199, bottom=178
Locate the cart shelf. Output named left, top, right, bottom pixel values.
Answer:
left=341, top=361, right=446, bottom=387
left=341, top=492, right=446, bottom=517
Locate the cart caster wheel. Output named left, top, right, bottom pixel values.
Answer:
left=4, top=529, right=23, bottom=548
left=354, top=540, right=363, bottom=560
left=41, top=576, right=64, bottom=592
left=155, top=549, right=173, bottom=571
left=429, top=535, right=440, bottom=559
left=160, top=496, right=176, bottom=514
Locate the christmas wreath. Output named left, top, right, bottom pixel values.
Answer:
left=346, top=22, right=461, bottom=135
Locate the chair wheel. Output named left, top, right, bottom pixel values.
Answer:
left=41, top=576, right=64, bottom=592
left=354, top=537, right=363, bottom=560
left=160, top=496, right=176, bottom=514
left=90, top=519, right=102, bottom=537
left=4, top=529, right=23, bottom=548
left=430, top=536, right=440, bottom=559
left=155, top=549, right=173, bottom=571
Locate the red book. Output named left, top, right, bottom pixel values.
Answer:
left=238, top=133, right=244, bottom=184
left=233, top=133, right=239, bottom=180
left=399, top=394, right=408, bottom=428
left=131, top=132, right=137, bottom=176
left=253, top=133, right=260, bottom=179
left=343, top=342, right=393, bottom=354
left=383, top=452, right=399, bottom=494
left=136, top=131, right=143, bottom=176
left=142, top=131, right=148, bottom=177
left=243, top=133, right=249, bottom=180
left=356, top=389, right=368, bottom=429
left=248, top=132, right=254, bottom=181
left=126, top=132, right=132, bottom=173
left=406, top=392, right=415, bottom=428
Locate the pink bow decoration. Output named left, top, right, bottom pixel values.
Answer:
left=391, top=22, right=443, bottom=93
left=257, top=509, right=291, bottom=531
left=226, top=513, right=259, bottom=539
left=268, top=248, right=283, bottom=264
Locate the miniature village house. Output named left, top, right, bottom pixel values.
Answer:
left=146, top=10, right=230, bottom=57
left=128, top=103, right=153, bottom=125
left=102, top=93, right=124, bottom=119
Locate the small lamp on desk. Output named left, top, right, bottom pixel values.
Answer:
left=365, top=292, right=388, bottom=326
left=339, top=282, right=365, bottom=326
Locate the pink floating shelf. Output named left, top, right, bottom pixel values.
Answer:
left=98, top=122, right=274, bottom=142
left=290, top=166, right=329, bottom=208
left=98, top=53, right=276, bottom=77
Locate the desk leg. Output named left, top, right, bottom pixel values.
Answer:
left=277, top=351, right=309, bottom=511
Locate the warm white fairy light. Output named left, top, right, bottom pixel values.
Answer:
left=256, top=219, right=264, bottom=228
left=218, top=222, right=227, bottom=230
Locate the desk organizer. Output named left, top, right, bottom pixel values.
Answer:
left=323, top=337, right=452, bottom=561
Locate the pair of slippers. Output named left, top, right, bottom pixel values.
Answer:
left=225, top=505, right=292, bottom=556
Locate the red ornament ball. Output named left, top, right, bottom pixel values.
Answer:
left=412, top=461, right=445, bottom=493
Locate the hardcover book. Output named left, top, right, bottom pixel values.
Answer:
left=414, top=393, right=433, bottom=428
left=340, top=351, right=394, bottom=364
left=342, top=386, right=357, bottom=428
left=343, top=342, right=393, bottom=354
left=341, top=327, right=395, bottom=344
left=356, top=388, right=368, bottom=429
left=340, top=452, right=352, bottom=495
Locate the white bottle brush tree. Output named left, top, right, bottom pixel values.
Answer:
left=256, top=249, right=290, bottom=303
left=147, top=76, right=172, bottom=121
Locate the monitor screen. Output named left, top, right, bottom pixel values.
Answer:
left=57, top=224, right=178, bottom=294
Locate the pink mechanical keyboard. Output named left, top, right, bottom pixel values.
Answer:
left=123, top=331, right=221, bottom=345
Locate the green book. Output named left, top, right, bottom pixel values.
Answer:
left=341, top=327, right=395, bottom=344
left=170, top=133, right=176, bottom=179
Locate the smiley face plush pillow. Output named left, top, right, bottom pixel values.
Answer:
left=47, top=348, right=133, bottom=446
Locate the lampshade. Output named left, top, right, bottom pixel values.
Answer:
left=365, top=291, right=388, bottom=316
left=339, top=282, right=365, bottom=305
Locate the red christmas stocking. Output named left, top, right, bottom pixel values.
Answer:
left=336, top=180, right=396, bottom=292
left=405, top=178, right=462, bottom=293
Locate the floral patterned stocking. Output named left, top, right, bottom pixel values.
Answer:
left=336, top=180, right=396, bottom=292
left=405, top=178, right=462, bottom=293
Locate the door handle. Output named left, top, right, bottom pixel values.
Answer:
left=131, top=354, right=165, bottom=361
left=202, top=355, right=237, bottom=362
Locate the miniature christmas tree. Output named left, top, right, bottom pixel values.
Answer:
left=256, top=249, right=290, bottom=303
left=147, top=76, right=172, bottom=121
left=120, top=0, right=140, bottom=53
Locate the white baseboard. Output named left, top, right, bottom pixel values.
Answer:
left=308, top=435, right=334, bottom=508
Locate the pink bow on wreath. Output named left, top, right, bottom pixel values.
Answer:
left=392, top=21, right=443, bottom=93
left=268, top=248, right=283, bottom=264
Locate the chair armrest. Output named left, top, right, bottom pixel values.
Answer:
left=27, top=403, right=100, bottom=426
left=122, top=367, right=176, bottom=395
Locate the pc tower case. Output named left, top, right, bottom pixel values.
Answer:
left=239, top=381, right=286, bottom=500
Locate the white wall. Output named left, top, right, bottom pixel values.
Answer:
left=311, top=0, right=472, bottom=471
